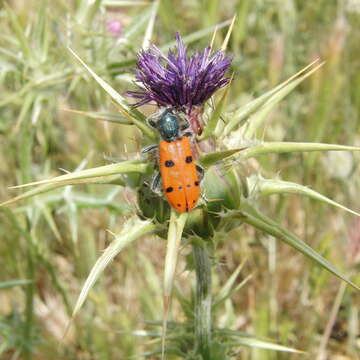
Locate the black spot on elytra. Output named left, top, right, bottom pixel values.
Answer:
left=186, top=184, right=191, bottom=188
left=165, top=160, right=175, bottom=167
left=193, top=200, right=196, bottom=204
left=194, top=181, right=199, bottom=186
left=177, top=203, right=181, bottom=207
left=185, top=156, right=193, bottom=163
left=178, top=186, right=182, bottom=190
left=166, top=187, right=174, bottom=193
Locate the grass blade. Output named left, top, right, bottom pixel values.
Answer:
left=0, top=280, right=33, bottom=290
left=159, top=18, right=233, bottom=53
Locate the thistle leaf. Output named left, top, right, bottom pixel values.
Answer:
left=199, top=147, right=247, bottom=168
left=213, top=259, right=249, bottom=307
left=242, top=62, right=324, bottom=138
left=1, top=162, right=146, bottom=207
left=199, top=75, right=233, bottom=141
left=223, top=59, right=322, bottom=136
left=221, top=15, right=237, bottom=52
left=224, top=338, right=303, bottom=353
left=242, top=141, right=360, bottom=160
left=236, top=204, right=359, bottom=291
left=219, top=329, right=303, bottom=353
left=62, top=108, right=132, bottom=125
left=67, top=48, right=156, bottom=140
left=8, top=160, right=149, bottom=189
left=213, top=272, right=253, bottom=308
left=142, top=0, right=159, bottom=49
left=63, top=217, right=156, bottom=338
left=250, top=176, right=360, bottom=217
left=162, top=209, right=188, bottom=360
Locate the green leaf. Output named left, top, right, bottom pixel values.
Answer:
left=162, top=209, right=188, bottom=359
left=219, top=330, right=303, bottom=353
left=242, top=62, right=324, bottom=138
left=242, top=141, right=360, bottom=160
left=224, top=338, right=303, bottom=353
left=199, top=147, right=247, bottom=168
left=235, top=204, right=359, bottom=291
left=250, top=175, right=360, bottom=217
left=62, top=108, right=133, bottom=125
left=9, top=160, right=149, bottom=189
left=213, top=272, right=253, bottom=308
left=221, top=15, right=237, bottom=52
left=67, top=47, right=156, bottom=140
left=223, top=59, right=322, bottom=136
left=1, top=161, right=148, bottom=207
left=142, top=0, right=160, bottom=49
left=213, top=259, right=246, bottom=306
left=64, top=217, right=156, bottom=337
left=198, top=76, right=233, bottom=141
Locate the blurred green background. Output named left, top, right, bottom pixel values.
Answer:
left=0, top=0, right=359, bottom=359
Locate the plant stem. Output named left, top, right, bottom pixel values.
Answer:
left=193, top=244, right=212, bottom=359
left=24, top=231, right=34, bottom=360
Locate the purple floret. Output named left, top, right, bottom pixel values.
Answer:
left=126, top=33, right=232, bottom=112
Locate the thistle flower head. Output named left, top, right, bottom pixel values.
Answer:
left=126, top=33, right=232, bottom=112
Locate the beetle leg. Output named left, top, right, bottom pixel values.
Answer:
left=150, top=172, right=162, bottom=194
left=201, top=192, right=209, bottom=203
left=196, top=165, right=205, bottom=181
left=183, top=131, right=193, bottom=138
left=148, top=119, right=157, bottom=128
left=180, top=118, right=190, bottom=131
left=141, top=144, right=158, bottom=154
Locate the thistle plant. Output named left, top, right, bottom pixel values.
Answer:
left=1, top=4, right=360, bottom=359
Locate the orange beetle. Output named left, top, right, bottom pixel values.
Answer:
left=143, top=108, right=204, bottom=212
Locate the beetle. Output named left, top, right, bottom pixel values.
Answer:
left=143, top=108, right=204, bottom=213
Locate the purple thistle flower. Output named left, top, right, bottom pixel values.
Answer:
left=126, top=33, right=232, bottom=112
left=107, top=20, right=123, bottom=37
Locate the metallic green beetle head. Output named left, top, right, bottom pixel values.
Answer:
left=157, top=109, right=180, bottom=142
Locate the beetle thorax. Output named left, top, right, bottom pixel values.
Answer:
left=158, top=110, right=180, bottom=142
